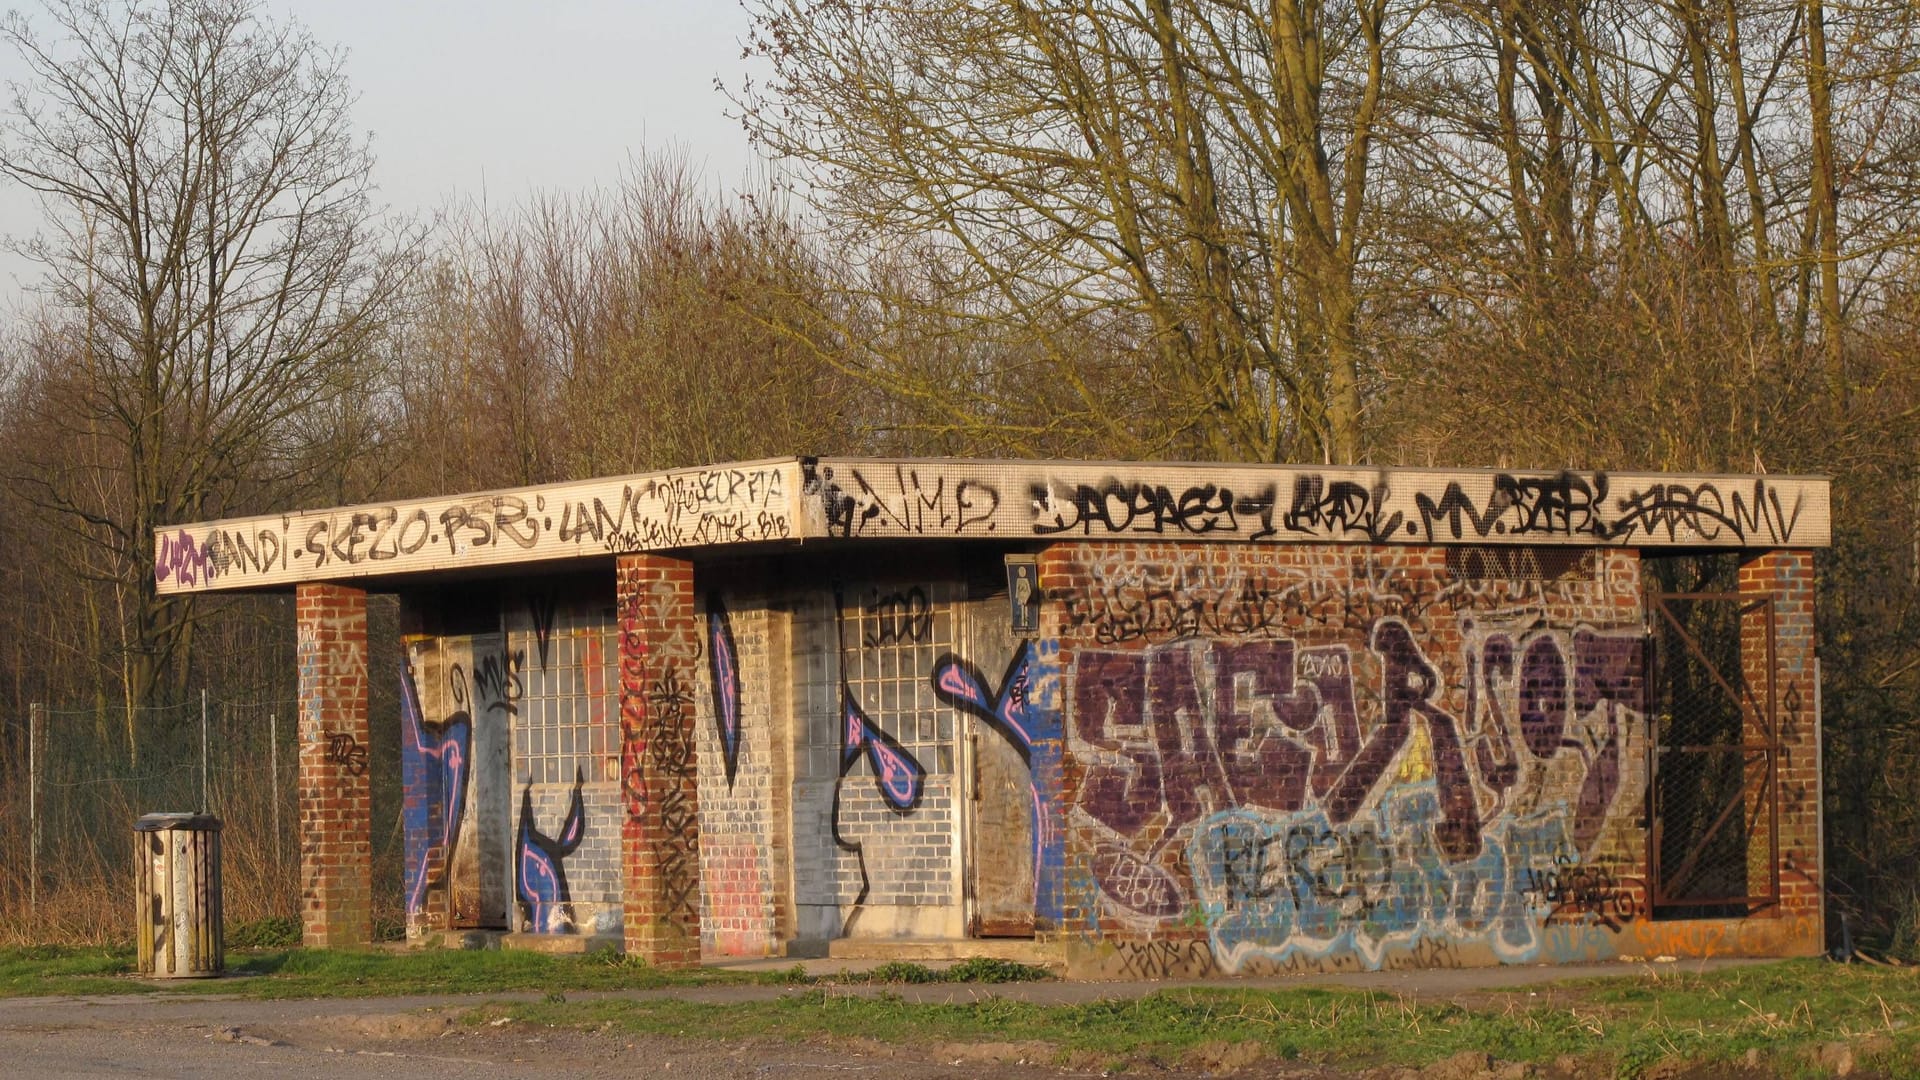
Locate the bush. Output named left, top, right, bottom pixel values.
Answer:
left=228, top=916, right=301, bottom=949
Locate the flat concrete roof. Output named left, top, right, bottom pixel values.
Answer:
left=154, top=456, right=1832, bottom=595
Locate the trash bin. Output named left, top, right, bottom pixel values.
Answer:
left=134, top=813, right=223, bottom=977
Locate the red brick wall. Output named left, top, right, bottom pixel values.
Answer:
left=1039, top=540, right=1824, bottom=976
left=1043, top=541, right=1655, bottom=975
left=296, top=582, right=372, bottom=948
left=616, top=554, right=703, bottom=966
left=1742, top=549, right=1823, bottom=950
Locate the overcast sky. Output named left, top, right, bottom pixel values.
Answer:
left=0, top=0, right=769, bottom=307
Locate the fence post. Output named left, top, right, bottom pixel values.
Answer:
left=270, top=712, right=281, bottom=876
left=200, top=688, right=209, bottom=812
left=29, top=702, right=41, bottom=921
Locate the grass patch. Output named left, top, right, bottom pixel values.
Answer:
left=0, top=944, right=1031, bottom=1000
left=842, top=958, right=1053, bottom=985
left=491, top=960, right=1920, bottom=1076
left=0, top=944, right=145, bottom=997
left=0, top=943, right=742, bottom=999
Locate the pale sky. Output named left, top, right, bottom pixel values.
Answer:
left=0, top=0, right=769, bottom=307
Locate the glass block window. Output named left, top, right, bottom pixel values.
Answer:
left=510, top=598, right=618, bottom=786
left=806, top=584, right=957, bottom=777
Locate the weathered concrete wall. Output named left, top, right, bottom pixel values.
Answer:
left=156, top=460, right=1829, bottom=595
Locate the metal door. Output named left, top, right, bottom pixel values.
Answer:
left=959, top=596, right=1036, bottom=937
left=1648, top=592, right=1780, bottom=912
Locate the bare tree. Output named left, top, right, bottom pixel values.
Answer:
left=385, top=156, right=869, bottom=498
left=732, top=0, right=1419, bottom=464
left=0, top=0, right=414, bottom=738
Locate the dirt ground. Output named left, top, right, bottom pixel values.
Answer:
left=0, top=959, right=1856, bottom=1080
left=0, top=990, right=1089, bottom=1080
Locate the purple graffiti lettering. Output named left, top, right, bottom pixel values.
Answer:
left=1462, top=633, right=1519, bottom=803
left=1519, top=635, right=1570, bottom=758
left=400, top=655, right=472, bottom=921
left=1210, top=640, right=1317, bottom=812
left=1074, top=651, right=1160, bottom=837
left=1569, top=629, right=1642, bottom=852
left=840, top=687, right=924, bottom=812
left=156, top=529, right=215, bottom=586
left=708, top=594, right=743, bottom=787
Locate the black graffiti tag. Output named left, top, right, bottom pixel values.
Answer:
left=327, top=732, right=368, bottom=777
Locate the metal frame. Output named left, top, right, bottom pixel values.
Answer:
left=1647, top=591, right=1781, bottom=911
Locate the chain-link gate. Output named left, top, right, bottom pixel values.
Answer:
left=1649, top=592, right=1780, bottom=913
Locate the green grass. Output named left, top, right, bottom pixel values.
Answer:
left=0, top=944, right=146, bottom=997
left=842, top=958, right=1054, bottom=985
left=487, top=960, right=1920, bottom=1077
left=0, top=945, right=1048, bottom=1000
left=0, top=943, right=766, bottom=999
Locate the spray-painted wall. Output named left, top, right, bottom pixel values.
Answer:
left=694, top=593, right=781, bottom=956
left=1047, top=542, right=1662, bottom=976
left=401, top=632, right=512, bottom=934
left=758, top=572, right=1064, bottom=946
left=788, top=583, right=965, bottom=939
left=401, top=586, right=625, bottom=941
left=504, top=591, right=624, bottom=938
left=384, top=536, right=1817, bottom=969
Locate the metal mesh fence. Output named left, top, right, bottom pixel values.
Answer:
left=0, top=692, right=405, bottom=944
left=1650, top=593, right=1779, bottom=913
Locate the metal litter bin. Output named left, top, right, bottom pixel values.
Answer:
left=134, top=813, right=224, bottom=977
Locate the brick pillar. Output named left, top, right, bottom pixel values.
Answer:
left=1030, top=546, right=1073, bottom=936
left=297, top=582, right=372, bottom=948
left=1740, top=549, right=1822, bottom=953
left=616, top=554, right=702, bottom=967
left=1038, top=542, right=1097, bottom=947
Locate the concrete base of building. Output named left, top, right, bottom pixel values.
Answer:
left=824, top=937, right=1064, bottom=968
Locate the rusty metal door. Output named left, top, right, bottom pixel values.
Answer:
left=1648, top=592, right=1780, bottom=912
left=960, top=593, right=1036, bottom=937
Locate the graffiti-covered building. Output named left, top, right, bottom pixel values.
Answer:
left=156, top=458, right=1829, bottom=976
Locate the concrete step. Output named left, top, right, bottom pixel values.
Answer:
left=824, top=937, right=1062, bottom=966
left=499, top=931, right=622, bottom=955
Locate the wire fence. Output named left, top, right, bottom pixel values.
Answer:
left=0, top=694, right=404, bottom=945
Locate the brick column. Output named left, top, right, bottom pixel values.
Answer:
left=1034, top=545, right=1080, bottom=937
left=616, top=554, right=702, bottom=967
left=297, top=582, right=372, bottom=948
left=1740, top=549, right=1822, bottom=953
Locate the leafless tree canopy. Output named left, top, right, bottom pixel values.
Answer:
left=0, top=0, right=414, bottom=736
